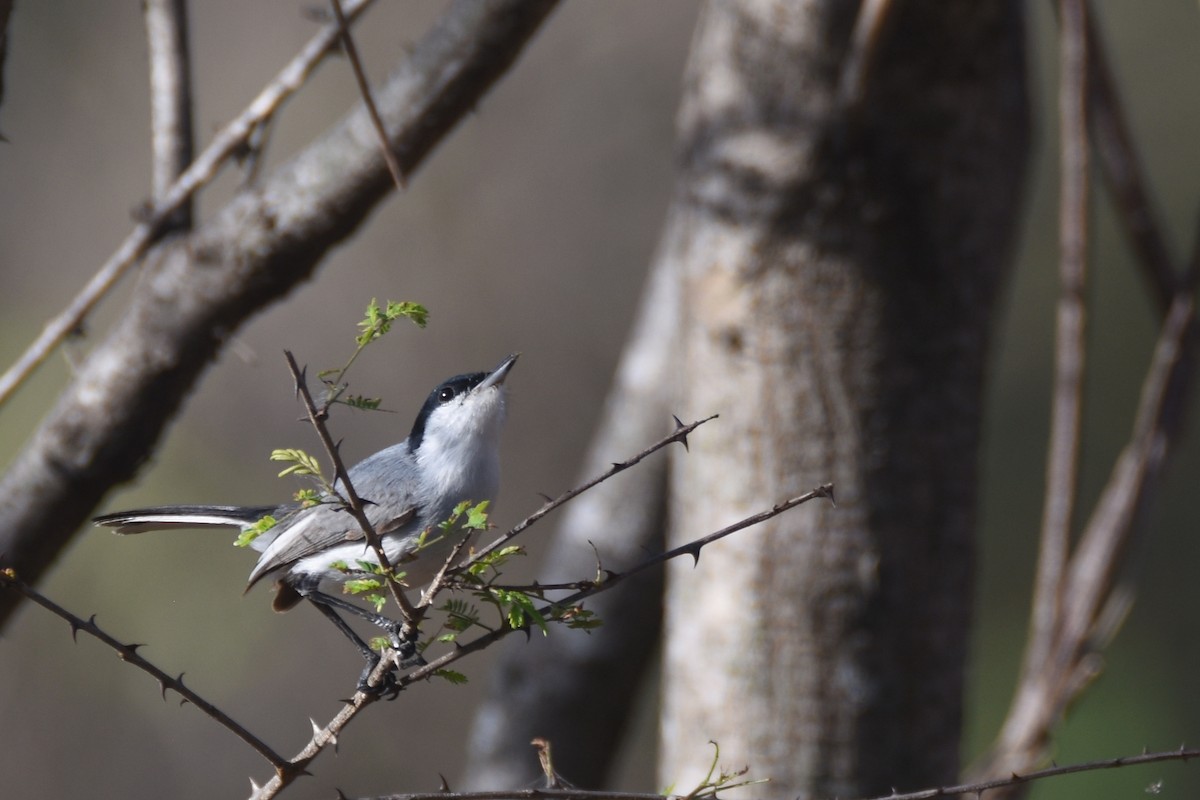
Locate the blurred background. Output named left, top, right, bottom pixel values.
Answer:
left=0, top=2, right=1197, bottom=798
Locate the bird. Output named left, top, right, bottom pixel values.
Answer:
left=95, top=353, right=518, bottom=690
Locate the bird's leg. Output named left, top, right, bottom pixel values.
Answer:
left=305, top=599, right=397, bottom=694
left=302, top=588, right=425, bottom=668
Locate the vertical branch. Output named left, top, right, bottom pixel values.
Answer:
left=1026, top=0, right=1090, bottom=680
left=144, top=0, right=196, bottom=232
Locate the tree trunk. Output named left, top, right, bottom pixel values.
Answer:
left=659, top=2, right=1030, bottom=797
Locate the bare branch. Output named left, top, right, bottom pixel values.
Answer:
left=326, top=739, right=1200, bottom=800
left=330, top=0, right=407, bottom=190
left=0, top=0, right=14, bottom=136
left=143, top=0, right=196, bottom=232
left=471, top=414, right=718, bottom=565
left=1084, top=6, right=1180, bottom=308
left=1023, top=0, right=1090, bottom=697
left=0, top=0, right=379, bottom=409
left=0, top=569, right=287, bottom=770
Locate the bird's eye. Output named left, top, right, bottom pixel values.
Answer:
left=439, top=387, right=457, bottom=402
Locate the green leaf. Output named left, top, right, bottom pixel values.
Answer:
left=344, top=578, right=382, bottom=595
left=235, top=515, right=277, bottom=548
left=341, top=394, right=382, bottom=411
left=293, top=488, right=322, bottom=507
left=433, top=669, right=468, bottom=685
left=466, top=544, right=524, bottom=577
left=490, top=588, right=548, bottom=635
left=355, top=298, right=429, bottom=346
left=463, top=500, right=490, bottom=531
left=369, top=635, right=391, bottom=653
left=270, top=448, right=324, bottom=480
left=365, top=593, right=387, bottom=613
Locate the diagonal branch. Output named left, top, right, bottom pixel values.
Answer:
left=0, top=0, right=379, bottom=410
left=0, top=0, right=562, bottom=630
left=0, top=568, right=288, bottom=770
left=470, top=414, right=717, bottom=566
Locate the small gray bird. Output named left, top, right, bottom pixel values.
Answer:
left=95, top=353, right=518, bottom=689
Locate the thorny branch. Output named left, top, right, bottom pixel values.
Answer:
left=471, top=415, right=718, bottom=565
left=248, top=482, right=833, bottom=800
left=283, top=351, right=420, bottom=627
left=0, top=568, right=288, bottom=770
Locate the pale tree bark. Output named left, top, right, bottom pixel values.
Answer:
left=660, top=2, right=1029, bottom=799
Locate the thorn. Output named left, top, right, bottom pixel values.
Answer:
left=310, top=718, right=322, bottom=738
left=335, top=790, right=350, bottom=800
left=672, top=415, right=690, bottom=452
left=159, top=680, right=170, bottom=700
left=249, top=777, right=261, bottom=793
left=179, top=697, right=190, bottom=707
left=69, top=621, right=82, bottom=643
left=686, top=544, right=702, bottom=566
left=821, top=483, right=837, bottom=506
left=537, top=492, right=553, bottom=503
left=439, top=773, right=451, bottom=792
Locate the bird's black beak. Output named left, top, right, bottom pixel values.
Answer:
left=477, top=353, right=519, bottom=391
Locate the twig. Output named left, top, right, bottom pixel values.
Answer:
left=863, top=744, right=1200, bottom=800
left=0, top=568, right=288, bottom=771
left=471, top=415, right=718, bottom=565
left=835, top=0, right=897, bottom=116
left=333, top=739, right=1200, bottom=800
left=330, top=0, right=407, bottom=190
left=1025, top=0, right=1090, bottom=692
left=282, top=351, right=418, bottom=624
left=0, top=0, right=378, bottom=409
left=143, top=0, right=195, bottom=233
left=1083, top=4, right=1179, bottom=309
left=1061, top=292, right=1194, bottom=655
left=247, top=485, right=833, bottom=800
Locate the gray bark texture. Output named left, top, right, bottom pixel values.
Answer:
left=659, top=2, right=1029, bottom=798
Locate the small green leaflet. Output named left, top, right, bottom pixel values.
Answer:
left=433, top=669, right=468, bottom=685
left=355, top=298, right=429, bottom=346
left=235, top=515, right=277, bottom=548
left=270, top=448, right=324, bottom=479
left=344, top=578, right=382, bottom=595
